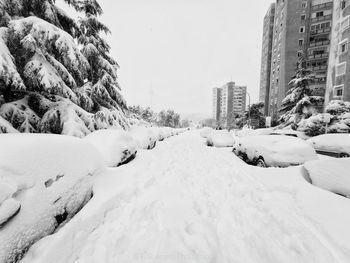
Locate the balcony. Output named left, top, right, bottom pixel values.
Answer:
left=309, top=40, right=330, bottom=47
left=310, top=27, right=331, bottom=35
left=308, top=65, right=328, bottom=71
left=311, top=14, right=332, bottom=23
left=312, top=2, right=333, bottom=11
left=308, top=53, right=329, bottom=60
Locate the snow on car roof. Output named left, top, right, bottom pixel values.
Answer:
left=307, top=134, right=350, bottom=154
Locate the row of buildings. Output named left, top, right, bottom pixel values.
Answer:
left=260, top=0, right=350, bottom=121
left=212, top=82, right=247, bottom=127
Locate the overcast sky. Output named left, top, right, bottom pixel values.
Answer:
left=62, top=0, right=274, bottom=118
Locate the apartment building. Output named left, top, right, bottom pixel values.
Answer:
left=212, top=82, right=247, bottom=127
left=326, top=0, right=350, bottom=104
left=267, top=0, right=312, bottom=120
left=212, top=87, right=221, bottom=121
left=260, top=0, right=335, bottom=121
left=259, top=3, right=276, bottom=116
left=306, top=0, right=333, bottom=104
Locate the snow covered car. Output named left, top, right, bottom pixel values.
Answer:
left=233, top=135, right=317, bottom=167
left=83, top=129, right=137, bottom=167
left=206, top=130, right=236, bottom=147
left=307, top=134, right=350, bottom=158
left=269, top=129, right=309, bottom=140
left=0, top=134, right=104, bottom=263
left=129, top=126, right=157, bottom=150
left=200, top=127, right=213, bottom=138
left=303, top=158, right=350, bottom=198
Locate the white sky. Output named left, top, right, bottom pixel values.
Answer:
left=61, top=0, right=273, bottom=117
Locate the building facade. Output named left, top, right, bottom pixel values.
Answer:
left=260, top=0, right=335, bottom=121
left=212, top=82, right=247, bottom=127
left=326, top=0, right=350, bottom=104
left=306, top=0, right=333, bottom=107
left=259, top=3, right=276, bottom=116
left=268, top=0, right=312, bottom=121
left=212, top=87, right=221, bottom=121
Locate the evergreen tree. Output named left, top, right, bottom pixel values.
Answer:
left=279, top=58, right=323, bottom=126
left=0, top=0, right=128, bottom=135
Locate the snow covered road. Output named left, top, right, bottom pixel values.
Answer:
left=22, top=131, right=350, bottom=263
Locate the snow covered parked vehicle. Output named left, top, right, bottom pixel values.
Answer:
left=206, top=130, right=236, bottom=147
left=307, top=134, right=350, bottom=158
left=84, top=129, right=137, bottom=167
left=129, top=126, right=157, bottom=150
left=0, top=134, right=104, bottom=263
left=200, top=127, right=213, bottom=138
left=233, top=135, right=317, bottom=167
left=303, top=158, right=350, bottom=198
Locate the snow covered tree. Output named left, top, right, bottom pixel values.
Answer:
left=279, top=58, right=323, bottom=127
left=0, top=0, right=129, bottom=135
left=297, top=100, right=350, bottom=136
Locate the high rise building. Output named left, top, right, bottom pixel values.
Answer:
left=306, top=0, right=333, bottom=109
left=260, top=0, right=333, bottom=121
left=326, top=0, right=350, bottom=104
left=212, top=82, right=247, bottom=127
left=212, top=87, right=221, bottom=121
left=268, top=0, right=312, bottom=121
left=259, top=3, right=276, bottom=116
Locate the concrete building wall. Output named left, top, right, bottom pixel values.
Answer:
left=212, top=88, right=221, bottom=121
left=259, top=3, right=276, bottom=116
left=326, top=0, right=350, bottom=104
left=269, top=0, right=312, bottom=121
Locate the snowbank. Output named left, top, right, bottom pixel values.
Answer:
left=0, top=134, right=104, bottom=263
left=83, top=129, right=137, bottom=167
left=234, top=135, right=317, bottom=167
left=304, top=158, right=350, bottom=198
left=199, top=127, right=213, bottom=138
left=129, top=126, right=157, bottom=150
left=206, top=130, right=236, bottom=147
left=307, top=134, right=350, bottom=156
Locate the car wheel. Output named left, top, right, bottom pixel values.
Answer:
left=339, top=153, right=350, bottom=158
left=256, top=157, right=266, bottom=168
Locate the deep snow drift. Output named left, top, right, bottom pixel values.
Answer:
left=20, top=131, right=350, bottom=263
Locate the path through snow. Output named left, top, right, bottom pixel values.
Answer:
left=22, top=131, right=348, bottom=263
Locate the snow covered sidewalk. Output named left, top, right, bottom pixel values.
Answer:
left=22, top=131, right=350, bottom=263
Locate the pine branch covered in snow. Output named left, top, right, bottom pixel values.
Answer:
left=0, top=0, right=129, bottom=135
left=279, top=58, right=323, bottom=127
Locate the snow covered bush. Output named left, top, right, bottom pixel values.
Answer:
left=83, top=129, right=137, bottom=167
left=297, top=100, right=350, bottom=136
left=0, top=133, right=104, bottom=263
left=0, top=0, right=128, bottom=135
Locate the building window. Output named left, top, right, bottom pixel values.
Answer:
left=316, top=11, right=324, bottom=18
left=341, top=0, right=347, bottom=9
left=339, top=39, right=348, bottom=54
left=299, top=26, right=305, bottom=33
left=299, top=39, right=304, bottom=46
left=336, top=62, right=347, bottom=76
left=341, top=16, right=350, bottom=32
left=297, top=50, right=303, bottom=57
left=301, top=14, right=306, bottom=20
left=333, top=85, right=344, bottom=99
left=302, top=2, right=307, bottom=8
